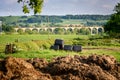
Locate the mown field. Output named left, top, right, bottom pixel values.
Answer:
left=0, top=34, right=120, bottom=61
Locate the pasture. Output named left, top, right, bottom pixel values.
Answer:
left=0, top=34, right=120, bottom=61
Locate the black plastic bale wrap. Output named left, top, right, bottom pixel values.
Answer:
left=73, top=45, right=82, bottom=52
left=54, top=39, right=64, bottom=50
left=50, top=45, right=59, bottom=50
left=64, top=45, right=73, bottom=51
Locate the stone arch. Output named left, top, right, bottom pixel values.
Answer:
left=67, top=28, right=73, bottom=32
left=87, top=28, right=91, bottom=32
left=92, top=28, right=97, bottom=34
left=54, top=28, right=64, bottom=34
left=74, top=28, right=79, bottom=31
left=68, top=24, right=74, bottom=27
left=62, top=28, right=67, bottom=32
left=79, top=28, right=86, bottom=32
left=79, top=28, right=87, bottom=35
left=85, top=28, right=91, bottom=35
left=17, top=28, right=24, bottom=33
left=39, top=29, right=45, bottom=32
left=32, top=28, right=39, bottom=32
left=25, top=28, right=32, bottom=33
left=32, top=28, right=39, bottom=33
left=98, top=28, right=103, bottom=34
left=47, top=28, right=53, bottom=32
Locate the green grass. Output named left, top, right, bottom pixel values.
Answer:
left=81, top=47, right=120, bottom=61
left=0, top=50, right=79, bottom=61
left=0, top=34, right=89, bottom=44
left=0, top=47, right=120, bottom=61
left=61, top=19, right=82, bottom=24
left=0, top=34, right=120, bottom=61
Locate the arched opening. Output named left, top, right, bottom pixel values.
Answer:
left=67, top=28, right=73, bottom=32
left=98, top=28, right=103, bottom=34
left=68, top=24, right=73, bottom=27
left=85, top=28, right=91, bottom=35
left=39, top=29, right=45, bottom=32
left=39, top=29, right=48, bottom=34
left=47, top=28, right=53, bottom=32
left=61, top=28, right=67, bottom=33
left=74, top=28, right=79, bottom=34
left=17, top=28, right=24, bottom=34
left=32, top=28, right=38, bottom=34
left=54, top=28, right=64, bottom=34
left=79, top=28, right=87, bottom=35
left=92, top=28, right=97, bottom=34
left=25, top=29, right=32, bottom=34
left=46, top=28, right=53, bottom=34
left=66, top=28, right=73, bottom=34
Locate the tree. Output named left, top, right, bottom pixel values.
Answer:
left=2, top=24, right=14, bottom=32
left=114, top=3, right=120, bottom=14
left=104, top=3, right=120, bottom=38
left=18, top=0, right=44, bottom=14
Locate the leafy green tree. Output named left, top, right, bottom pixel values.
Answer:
left=114, top=3, right=120, bottom=14
left=18, top=0, right=44, bottom=14
left=2, top=24, right=14, bottom=32
left=105, top=14, right=120, bottom=33
left=78, top=28, right=90, bottom=35
left=104, top=3, right=120, bottom=38
left=17, top=29, right=24, bottom=34
left=54, top=28, right=64, bottom=34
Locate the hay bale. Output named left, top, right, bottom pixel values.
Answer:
left=50, top=45, right=59, bottom=50
left=54, top=39, right=64, bottom=50
left=73, top=45, right=82, bottom=52
left=64, top=45, right=73, bottom=51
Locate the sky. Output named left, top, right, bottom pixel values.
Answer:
left=0, top=0, right=119, bottom=16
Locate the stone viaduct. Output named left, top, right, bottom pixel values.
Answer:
left=14, top=26, right=104, bottom=34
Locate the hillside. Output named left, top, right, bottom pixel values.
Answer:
left=0, top=15, right=110, bottom=27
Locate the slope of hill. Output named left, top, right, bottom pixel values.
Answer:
left=0, top=15, right=110, bottom=27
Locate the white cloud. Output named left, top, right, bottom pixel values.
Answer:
left=102, top=5, right=113, bottom=9
left=4, top=0, right=17, bottom=5
left=44, top=0, right=48, bottom=3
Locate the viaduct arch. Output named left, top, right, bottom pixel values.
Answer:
left=14, top=26, right=104, bottom=35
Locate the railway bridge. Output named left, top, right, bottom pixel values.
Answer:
left=14, top=26, right=104, bottom=34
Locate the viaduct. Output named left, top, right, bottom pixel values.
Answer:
left=14, top=26, right=104, bottom=34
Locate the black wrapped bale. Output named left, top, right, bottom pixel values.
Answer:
left=73, top=45, right=82, bottom=52
left=54, top=39, right=64, bottom=50
left=50, top=45, right=54, bottom=49
left=64, top=45, right=73, bottom=51
left=50, top=45, right=59, bottom=50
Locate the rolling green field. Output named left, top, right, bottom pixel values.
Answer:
left=0, top=34, right=120, bottom=61
left=0, top=34, right=89, bottom=44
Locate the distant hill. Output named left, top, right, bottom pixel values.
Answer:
left=0, top=15, right=110, bottom=27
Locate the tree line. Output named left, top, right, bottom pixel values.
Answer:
left=0, top=15, right=110, bottom=27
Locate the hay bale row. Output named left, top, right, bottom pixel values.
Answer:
left=50, top=39, right=82, bottom=52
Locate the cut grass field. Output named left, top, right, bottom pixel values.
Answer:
left=0, top=47, right=120, bottom=61
left=0, top=34, right=120, bottom=61
left=0, top=34, right=89, bottom=44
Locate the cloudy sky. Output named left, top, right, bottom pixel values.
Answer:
left=0, top=0, right=119, bottom=16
